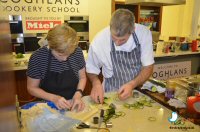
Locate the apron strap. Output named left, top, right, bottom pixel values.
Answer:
left=110, top=32, right=140, bottom=52
left=43, top=49, right=52, bottom=80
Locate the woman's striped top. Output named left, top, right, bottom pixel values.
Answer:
left=27, top=46, right=85, bottom=80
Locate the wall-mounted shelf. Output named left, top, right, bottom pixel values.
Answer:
left=114, top=2, right=163, bottom=32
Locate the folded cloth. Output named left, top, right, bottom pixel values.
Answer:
left=167, top=98, right=186, bottom=108
left=141, top=81, right=166, bottom=93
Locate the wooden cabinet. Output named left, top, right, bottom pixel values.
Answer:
left=15, top=70, right=36, bottom=106
left=115, top=3, right=140, bottom=22
left=14, top=70, right=101, bottom=105
left=139, top=6, right=162, bottom=32
left=114, top=2, right=163, bottom=32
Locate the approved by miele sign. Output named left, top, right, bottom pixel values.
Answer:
left=1, top=0, right=81, bottom=13
left=26, top=21, right=61, bottom=30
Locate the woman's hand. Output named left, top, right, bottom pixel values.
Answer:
left=71, top=92, right=85, bottom=112
left=52, top=95, right=72, bottom=110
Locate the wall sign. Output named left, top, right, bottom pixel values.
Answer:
left=0, top=0, right=88, bottom=33
left=0, top=0, right=81, bottom=13
left=26, top=21, right=61, bottom=30
left=152, top=61, right=191, bottom=80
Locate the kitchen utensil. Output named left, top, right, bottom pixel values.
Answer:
left=109, top=103, right=116, bottom=109
left=180, top=43, right=189, bottom=51
left=133, top=91, right=139, bottom=98
left=187, top=94, right=200, bottom=114
left=93, top=117, right=99, bottom=124
left=98, top=109, right=104, bottom=128
left=194, top=102, right=200, bottom=113
left=165, top=81, right=175, bottom=100
left=106, top=122, right=113, bottom=128
left=191, top=40, right=198, bottom=52
left=76, top=122, right=98, bottom=129
left=188, top=82, right=200, bottom=97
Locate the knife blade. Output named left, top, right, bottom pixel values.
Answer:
left=98, top=109, right=104, bottom=128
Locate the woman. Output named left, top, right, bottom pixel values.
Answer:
left=27, top=23, right=86, bottom=111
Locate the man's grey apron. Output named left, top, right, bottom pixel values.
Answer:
left=104, top=32, right=142, bottom=92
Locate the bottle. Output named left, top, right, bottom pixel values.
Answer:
left=165, top=80, right=176, bottom=101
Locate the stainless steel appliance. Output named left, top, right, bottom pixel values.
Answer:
left=11, top=34, right=25, bottom=54
left=9, top=15, right=23, bottom=34
left=24, top=33, right=41, bottom=52
left=64, top=16, right=89, bottom=41
left=9, top=15, right=25, bottom=54
left=64, top=16, right=89, bottom=51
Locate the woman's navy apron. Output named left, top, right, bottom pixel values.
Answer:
left=40, top=50, right=79, bottom=99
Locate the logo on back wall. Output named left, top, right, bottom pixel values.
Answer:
left=168, top=112, right=195, bottom=130
left=168, top=112, right=178, bottom=123
left=26, top=21, right=61, bottom=30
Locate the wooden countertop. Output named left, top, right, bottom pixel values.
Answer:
left=12, top=50, right=88, bottom=71
left=20, top=91, right=200, bottom=132
left=12, top=48, right=200, bottom=70
left=154, top=49, right=200, bottom=58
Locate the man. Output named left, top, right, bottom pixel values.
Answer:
left=86, top=9, right=154, bottom=103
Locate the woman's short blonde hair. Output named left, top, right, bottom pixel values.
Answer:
left=110, top=9, right=135, bottom=37
left=46, top=23, right=78, bottom=54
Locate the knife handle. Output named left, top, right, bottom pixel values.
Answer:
left=100, top=109, right=104, bottom=117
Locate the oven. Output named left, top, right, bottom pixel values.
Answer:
left=24, top=33, right=41, bottom=52
left=64, top=16, right=89, bottom=41
left=11, top=34, right=25, bottom=54
left=9, top=15, right=25, bottom=54
left=9, top=15, right=23, bottom=34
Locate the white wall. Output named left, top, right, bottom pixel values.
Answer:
left=159, top=0, right=194, bottom=40
left=114, top=0, right=196, bottom=40
left=0, top=0, right=112, bottom=41
left=88, top=0, right=112, bottom=42
left=191, top=0, right=200, bottom=39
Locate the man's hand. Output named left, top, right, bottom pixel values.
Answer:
left=118, top=82, right=134, bottom=100
left=90, top=83, right=104, bottom=104
left=118, top=64, right=154, bottom=100
left=71, top=92, right=85, bottom=112
left=52, top=95, right=72, bottom=110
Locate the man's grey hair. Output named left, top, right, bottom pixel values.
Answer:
left=110, top=9, right=135, bottom=37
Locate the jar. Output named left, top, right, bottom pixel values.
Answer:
left=165, top=80, right=176, bottom=100
left=188, top=82, right=200, bottom=97
left=191, top=40, right=198, bottom=52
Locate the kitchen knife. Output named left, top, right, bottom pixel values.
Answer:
left=98, top=109, right=104, bottom=128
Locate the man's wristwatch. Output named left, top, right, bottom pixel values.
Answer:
left=76, top=89, right=83, bottom=97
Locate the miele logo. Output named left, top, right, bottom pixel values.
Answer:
left=26, top=21, right=61, bottom=30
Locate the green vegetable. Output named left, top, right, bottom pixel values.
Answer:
left=16, top=53, right=24, bottom=58
left=123, top=96, right=155, bottom=109
left=104, top=97, right=109, bottom=100
left=151, top=86, right=157, bottom=92
left=173, top=118, right=185, bottom=125
left=103, top=107, right=125, bottom=123
left=103, top=97, right=111, bottom=105
left=149, top=79, right=166, bottom=87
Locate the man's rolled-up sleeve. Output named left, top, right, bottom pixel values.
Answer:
left=140, top=29, right=155, bottom=66
left=86, top=45, right=102, bottom=75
